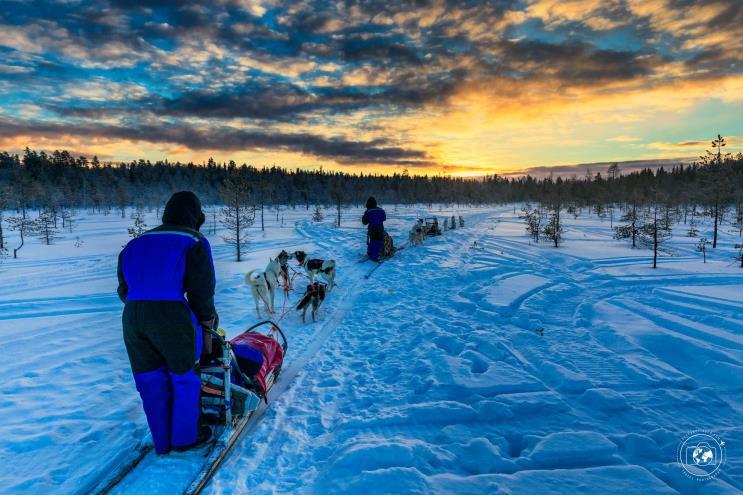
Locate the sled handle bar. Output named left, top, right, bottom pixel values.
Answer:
left=202, top=326, right=225, bottom=341
left=245, top=320, right=288, bottom=352
left=202, top=320, right=288, bottom=351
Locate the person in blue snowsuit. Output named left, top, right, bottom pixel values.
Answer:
left=362, top=196, right=386, bottom=261
left=117, top=191, right=217, bottom=454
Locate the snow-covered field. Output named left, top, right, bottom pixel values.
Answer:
left=0, top=204, right=741, bottom=494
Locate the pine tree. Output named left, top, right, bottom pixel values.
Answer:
left=614, top=203, right=640, bottom=248
left=1, top=144, right=742, bottom=228
left=450, top=215, right=456, bottom=230
left=567, top=205, right=580, bottom=219
left=521, top=204, right=542, bottom=242
left=329, top=177, right=346, bottom=227
left=36, top=211, right=59, bottom=245
left=543, top=205, right=564, bottom=247
left=127, top=210, right=148, bottom=239
left=638, top=203, right=672, bottom=269
left=593, top=203, right=606, bottom=221
left=700, top=137, right=734, bottom=248
left=274, top=204, right=282, bottom=224
left=687, top=216, right=699, bottom=237
left=61, top=209, right=75, bottom=233
left=0, top=186, right=8, bottom=250
left=696, top=237, right=709, bottom=263
left=735, top=244, right=743, bottom=268
left=256, top=177, right=272, bottom=232
left=7, top=216, right=36, bottom=258
left=732, top=203, right=743, bottom=237
left=312, top=205, right=323, bottom=222
left=220, top=176, right=255, bottom=262
left=116, top=182, right=129, bottom=219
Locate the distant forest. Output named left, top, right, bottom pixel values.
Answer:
left=1, top=144, right=741, bottom=212
left=1, top=139, right=741, bottom=262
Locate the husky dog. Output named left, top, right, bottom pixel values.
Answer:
left=409, top=219, right=425, bottom=246
left=296, top=282, right=327, bottom=322
left=459, top=216, right=465, bottom=228
left=442, top=218, right=448, bottom=232
left=246, top=255, right=283, bottom=316
left=293, top=251, right=336, bottom=291
left=276, top=250, right=292, bottom=291
left=245, top=269, right=273, bottom=317
left=264, top=256, right=282, bottom=302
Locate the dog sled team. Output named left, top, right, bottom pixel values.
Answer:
left=245, top=249, right=335, bottom=323
left=409, top=214, right=464, bottom=246
left=246, top=195, right=389, bottom=322
left=245, top=199, right=467, bottom=323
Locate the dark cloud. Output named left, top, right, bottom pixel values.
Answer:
left=341, top=36, right=422, bottom=64
left=496, top=39, right=658, bottom=84
left=0, top=117, right=431, bottom=165
left=52, top=66, right=467, bottom=121
left=149, top=82, right=319, bottom=120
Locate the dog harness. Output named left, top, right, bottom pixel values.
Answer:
left=307, top=259, right=324, bottom=271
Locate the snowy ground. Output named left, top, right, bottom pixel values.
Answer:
left=0, top=204, right=741, bottom=494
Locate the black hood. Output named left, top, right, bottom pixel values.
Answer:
left=162, top=191, right=205, bottom=230
left=366, top=196, right=377, bottom=209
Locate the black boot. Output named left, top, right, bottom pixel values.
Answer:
left=171, top=425, right=213, bottom=452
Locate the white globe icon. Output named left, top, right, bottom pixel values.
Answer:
left=692, top=444, right=714, bottom=466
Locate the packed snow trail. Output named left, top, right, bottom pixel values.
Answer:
left=205, top=210, right=742, bottom=495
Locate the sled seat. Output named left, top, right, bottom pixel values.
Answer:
left=230, top=331, right=285, bottom=396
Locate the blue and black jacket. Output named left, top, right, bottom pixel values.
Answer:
left=362, top=200, right=386, bottom=241
left=117, top=196, right=217, bottom=375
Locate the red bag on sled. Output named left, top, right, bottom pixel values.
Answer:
left=230, top=332, right=284, bottom=396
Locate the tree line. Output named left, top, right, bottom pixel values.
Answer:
left=517, top=136, right=742, bottom=268
left=0, top=135, right=741, bottom=262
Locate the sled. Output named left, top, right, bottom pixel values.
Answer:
left=188, top=320, right=288, bottom=494
left=364, top=260, right=385, bottom=279
left=94, top=321, right=288, bottom=495
left=423, top=217, right=442, bottom=236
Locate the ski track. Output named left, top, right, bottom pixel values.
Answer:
left=206, top=208, right=742, bottom=495
left=1, top=206, right=742, bottom=494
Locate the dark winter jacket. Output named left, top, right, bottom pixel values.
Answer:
left=362, top=207, right=385, bottom=227
left=117, top=192, right=217, bottom=374
left=362, top=206, right=386, bottom=240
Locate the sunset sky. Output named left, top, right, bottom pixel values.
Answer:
left=0, top=0, right=741, bottom=176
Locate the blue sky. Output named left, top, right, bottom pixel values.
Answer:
left=0, top=0, right=741, bottom=175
